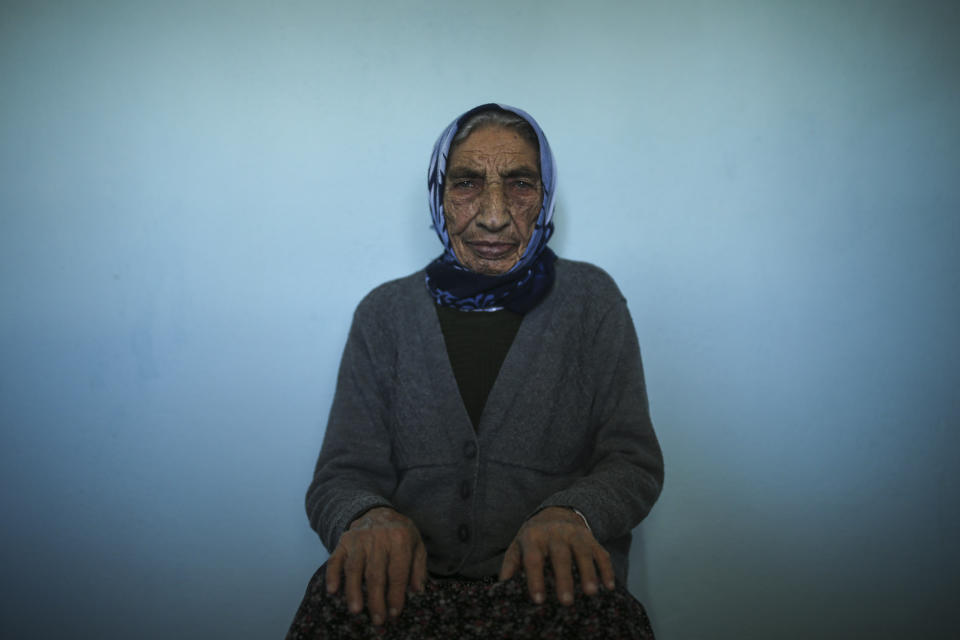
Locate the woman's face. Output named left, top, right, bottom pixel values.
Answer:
left=442, top=126, right=543, bottom=275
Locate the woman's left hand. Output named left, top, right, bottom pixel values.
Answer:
left=498, top=506, right=616, bottom=606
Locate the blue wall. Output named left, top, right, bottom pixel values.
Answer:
left=1, top=1, right=957, bottom=638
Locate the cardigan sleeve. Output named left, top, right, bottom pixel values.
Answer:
left=305, top=302, right=397, bottom=553
left=536, top=297, right=664, bottom=544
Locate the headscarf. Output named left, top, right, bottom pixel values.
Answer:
left=425, top=103, right=557, bottom=314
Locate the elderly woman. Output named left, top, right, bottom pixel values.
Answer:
left=288, top=104, right=663, bottom=639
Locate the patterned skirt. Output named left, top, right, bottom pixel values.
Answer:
left=287, top=564, right=656, bottom=639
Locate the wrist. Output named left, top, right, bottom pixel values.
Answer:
left=535, top=506, right=592, bottom=533
left=348, top=505, right=395, bottom=529
left=568, top=507, right=592, bottom=534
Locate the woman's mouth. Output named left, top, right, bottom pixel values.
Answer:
left=466, top=241, right=516, bottom=260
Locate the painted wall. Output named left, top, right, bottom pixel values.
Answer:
left=1, top=1, right=957, bottom=638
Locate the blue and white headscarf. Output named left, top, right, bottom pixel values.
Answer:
left=425, top=103, right=557, bottom=314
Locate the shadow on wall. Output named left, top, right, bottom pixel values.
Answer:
left=627, top=527, right=650, bottom=599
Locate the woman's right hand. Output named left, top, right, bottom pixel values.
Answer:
left=324, top=507, right=427, bottom=626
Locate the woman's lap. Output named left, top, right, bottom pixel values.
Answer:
left=287, top=563, right=655, bottom=639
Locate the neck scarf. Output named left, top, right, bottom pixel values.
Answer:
left=425, top=103, right=557, bottom=314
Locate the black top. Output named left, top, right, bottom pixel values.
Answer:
left=435, top=305, right=523, bottom=430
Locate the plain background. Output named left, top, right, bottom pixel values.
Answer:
left=2, top=1, right=958, bottom=638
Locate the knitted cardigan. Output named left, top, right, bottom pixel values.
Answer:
left=306, top=259, right=664, bottom=585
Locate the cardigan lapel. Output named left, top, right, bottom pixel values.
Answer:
left=475, top=273, right=564, bottom=439
left=411, top=278, right=477, bottom=440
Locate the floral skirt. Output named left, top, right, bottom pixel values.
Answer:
left=287, top=564, right=656, bottom=639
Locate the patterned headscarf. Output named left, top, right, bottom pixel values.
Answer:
left=425, top=104, right=557, bottom=314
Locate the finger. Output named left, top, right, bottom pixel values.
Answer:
left=521, top=543, right=547, bottom=605
left=365, top=547, right=388, bottom=626
left=574, top=543, right=600, bottom=596
left=410, top=540, right=428, bottom=593
left=343, top=548, right=365, bottom=615
left=595, top=545, right=616, bottom=591
left=549, top=541, right=575, bottom=606
left=498, top=541, right=522, bottom=582
left=326, top=548, right=345, bottom=594
left=385, top=543, right=412, bottom=618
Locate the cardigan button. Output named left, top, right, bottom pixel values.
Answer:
left=458, top=524, right=470, bottom=542
left=459, top=479, right=471, bottom=500
left=463, top=441, right=477, bottom=459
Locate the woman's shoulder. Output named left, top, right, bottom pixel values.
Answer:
left=352, top=270, right=429, bottom=323
left=553, top=258, right=626, bottom=306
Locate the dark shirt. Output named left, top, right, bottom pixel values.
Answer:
left=435, top=305, right=523, bottom=430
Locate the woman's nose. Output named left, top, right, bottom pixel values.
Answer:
left=476, top=184, right=509, bottom=231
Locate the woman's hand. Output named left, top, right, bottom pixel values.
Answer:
left=498, top=506, right=615, bottom=605
left=325, top=507, right=427, bottom=626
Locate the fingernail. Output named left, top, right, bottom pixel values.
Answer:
left=389, top=607, right=398, bottom=618
left=585, top=581, right=597, bottom=594
left=606, top=581, right=616, bottom=590
left=372, top=614, right=383, bottom=626
left=533, top=592, right=544, bottom=604
left=561, top=592, right=573, bottom=605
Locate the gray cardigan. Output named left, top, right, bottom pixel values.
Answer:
left=306, top=259, right=663, bottom=585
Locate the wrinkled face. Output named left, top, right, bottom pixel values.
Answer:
left=443, top=126, right=543, bottom=275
